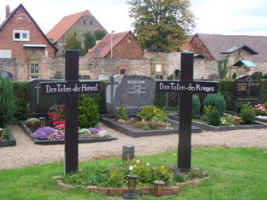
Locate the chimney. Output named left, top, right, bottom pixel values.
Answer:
left=6, top=5, right=10, bottom=18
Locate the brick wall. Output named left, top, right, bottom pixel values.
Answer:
left=0, top=6, right=56, bottom=58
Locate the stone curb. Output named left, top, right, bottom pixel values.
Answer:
left=57, top=176, right=209, bottom=197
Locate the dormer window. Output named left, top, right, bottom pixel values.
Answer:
left=13, top=30, right=30, bottom=41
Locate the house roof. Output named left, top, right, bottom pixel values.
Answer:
left=47, top=10, right=91, bottom=43
left=86, top=31, right=130, bottom=57
left=193, top=33, right=267, bottom=62
left=221, top=45, right=258, bottom=55
left=233, top=59, right=256, bottom=68
left=0, top=4, right=56, bottom=51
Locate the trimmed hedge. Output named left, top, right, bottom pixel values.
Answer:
left=218, top=80, right=235, bottom=111
left=260, top=79, right=267, bottom=103
left=154, top=91, right=167, bottom=109
left=13, top=81, right=30, bottom=121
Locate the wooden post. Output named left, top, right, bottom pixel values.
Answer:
left=64, top=50, right=79, bottom=174
left=178, top=53, right=193, bottom=171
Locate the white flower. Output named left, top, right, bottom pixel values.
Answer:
left=136, top=160, right=140, bottom=164
left=129, top=165, right=133, bottom=171
left=146, top=162, right=150, bottom=166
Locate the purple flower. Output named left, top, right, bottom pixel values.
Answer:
left=32, top=127, right=58, bottom=139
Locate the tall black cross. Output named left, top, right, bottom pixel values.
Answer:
left=40, top=50, right=99, bottom=174
left=156, top=53, right=218, bottom=171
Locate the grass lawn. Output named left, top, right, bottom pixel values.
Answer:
left=1, top=147, right=267, bottom=200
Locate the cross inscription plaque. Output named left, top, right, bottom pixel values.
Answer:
left=40, top=50, right=99, bottom=174
left=156, top=53, right=218, bottom=172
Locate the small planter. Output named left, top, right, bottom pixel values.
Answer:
left=101, top=117, right=201, bottom=137
left=0, top=128, right=16, bottom=147
left=19, top=121, right=117, bottom=145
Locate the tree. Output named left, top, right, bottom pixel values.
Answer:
left=94, top=30, right=107, bottom=40
left=64, top=31, right=82, bottom=51
left=217, top=58, right=229, bottom=79
left=81, top=32, right=96, bottom=56
left=128, top=0, right=195, bottom=52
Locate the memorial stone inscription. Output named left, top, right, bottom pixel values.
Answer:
left=106, top=75, right=156, bottom=116
left=235, top=76, right=261, bottom=105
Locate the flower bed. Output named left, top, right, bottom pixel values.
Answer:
left=60, top=159, right=209, bottom=197
left=19, top=121, right=117, bottom=145
left=0, top=128, right=16, bottom=147
left=168, top=113, right=267, bottom=132
left=101, top=117, right=201, bottom=137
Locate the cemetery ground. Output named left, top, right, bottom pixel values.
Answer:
left=1, top=125, right=267, bottom=199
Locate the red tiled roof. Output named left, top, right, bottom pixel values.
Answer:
left=195, top=33, right=267, bottom=62
left=86, top=31, right=130, bottom=57
left=47, top=10, right=91, bottom=43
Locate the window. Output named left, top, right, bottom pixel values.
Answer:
left=13, top=30, right=30, bottom=41
left=29, top=64, right=39, bottom=79
left=155, top=64, right=162, bottom=73
left=0, top=50, right=11, bottom=58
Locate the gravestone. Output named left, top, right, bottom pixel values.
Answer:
left=235, top=75, right=261, bottom=106
left=29, top=79, right=65, bottom=114
left=157, top=53, right=218, bottom=172
left=106, top=75, right=156, bottom=116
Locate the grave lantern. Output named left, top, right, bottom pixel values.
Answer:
left=40, top=117, right=46, bottom=128
left=123, top=175, right=138, bottom=199
left=122, top=145, right=135, bottom=162
left=153, top=180, right=165, bottom=197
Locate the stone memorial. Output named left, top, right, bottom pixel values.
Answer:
left=235, top=75, right=261, bottom=106
left=29, top=79, right=65, bottom=115
left=106, top=75, right=156, bottom=116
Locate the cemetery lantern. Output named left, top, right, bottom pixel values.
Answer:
left=40, top=117, right=46, bottom=128
left=123, top=175, right=138, bottom=199
left=153, top=180, right=165, bottom=197
left=122, top=144, right=135, bottom=162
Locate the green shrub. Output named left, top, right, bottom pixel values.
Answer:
left=116, top=106, right=128, bottom=121
left=236, top=103, right=250, bottom=114
left=232, top=73, right=237, bottom=79
left=137, top=106, right=166, bottom=121
left=240, top=106, right=256, bottom=124
left=2, top=129, right=9, bottom=140
left=260, top=79, right=267, bottom=103
left=78, top=95, right=99, bottom=128
left=218, top=80, right=235, bottom=111
left=0, top=77, right=16, bottom=127
left=263, top=101, right=267, bottom=110
left=192, top=95, right=200, bottom=118
left=208, top=110, right=221, bottom=126
left=203, top=93, right=226, bottom=116
left=154, top=91, right=167, bottom=109
left=13, top=81, right=29, bottom=121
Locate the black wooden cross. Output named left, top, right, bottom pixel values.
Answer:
left=40, top=50, right=99, bottom=174
left=156, top=53, right=218, bottom=172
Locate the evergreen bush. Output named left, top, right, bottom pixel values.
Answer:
left=192, top=95, right=200, bottom=118
left=13, top=81, right=29, bottom=120
left=0, top=77, right=16, bottom=127
left=137, top=106, right=166, bottom=121
left=208, top=109, right=221, bottom=126
left=218, top=80, right=235, bottom=111
left=78, top=95, right=99, bottom=128
left=115, top=106, right=128, bottom=121
left=203, top=93, right=226, bottom=116
left=240, top=106, right=256, bottom=124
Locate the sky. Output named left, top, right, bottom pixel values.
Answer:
left=1, top=0, right=267, bottom=36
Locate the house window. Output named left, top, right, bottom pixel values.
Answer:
left=155, top=64, right=162, bottom=73
left=13, top=30, right=30, bottom=41
left=29, top=64, right=39, bottom=79
left=0, top=50, right=11, bottom=58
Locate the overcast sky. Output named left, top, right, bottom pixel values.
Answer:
left=1, top=0, right=267, bottom=36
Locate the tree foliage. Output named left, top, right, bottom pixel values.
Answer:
left=94, top=30, right=107, bottom=40
left=128, top=0, right=195, bottom=52
left=64, top=31, right=82, bottom=51
left=217, top=58, right=229, bottom=79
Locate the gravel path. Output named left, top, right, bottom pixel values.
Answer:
left=0, top=124, right=267, bottom=169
